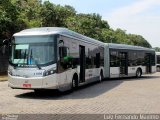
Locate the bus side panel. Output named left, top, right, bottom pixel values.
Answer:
left=110, top=67, right=119, bottom=78
left=152, top=66, right=156, bottom=73
left=57, top=35, right=80, bottom=91
left=128, top=66, right=145, bottom=76
left=58, top=35, right=105, bottom=88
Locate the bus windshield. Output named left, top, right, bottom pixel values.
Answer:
left=10, top=35, right=57, bottom=67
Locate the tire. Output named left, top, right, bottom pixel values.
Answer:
left=72, top=75, right=78, bottom=90
left=136, top=68, right=142, bottom=78
left=99, top=70, right=104, bottom=82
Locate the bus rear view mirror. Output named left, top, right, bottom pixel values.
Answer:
left=3, top=39, right=9, bottom=46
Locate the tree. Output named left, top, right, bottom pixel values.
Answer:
left=127, top=34, right=152, bottom=48
left=0, top=0, right=25, bottom=39
left=0, top=0, right=152, bottom=48
left=40, top=1, right=76, bottom=27
left=66, top=13, right=110, bottom=41
left=154, top=47, right=160, bottom=52
left=13, top=0, right=42, bottom=27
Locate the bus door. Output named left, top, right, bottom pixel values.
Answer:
left=145, top=53, right=152, bottom=73
left=119, top=52, right=128, bottom=75
left=79, top=45, right=86, bottom=83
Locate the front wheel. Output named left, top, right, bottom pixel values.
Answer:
left=136, top=69, right=142, bottom=78
left=72, top=77, right=78, bottom=90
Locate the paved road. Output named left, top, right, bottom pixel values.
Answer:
left=0, top=73, right=160, bottom=114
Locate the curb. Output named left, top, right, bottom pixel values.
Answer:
left=0, top=76, right=8, bottom=82
left=0, top=79, right=7, bottom=82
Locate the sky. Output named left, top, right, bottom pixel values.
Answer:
left=43, top=0, right=160, bottom=47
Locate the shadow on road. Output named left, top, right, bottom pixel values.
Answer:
left=15, top=80, right=123, bottom=100
left=15, top=75, right=160, bottom=100
left=120, top=75, right=160, bottom=81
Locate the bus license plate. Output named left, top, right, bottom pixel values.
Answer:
left=23, top=84, right=31, bottom=88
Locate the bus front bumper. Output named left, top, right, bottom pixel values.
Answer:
left=8, top=74, right=59, bottom=90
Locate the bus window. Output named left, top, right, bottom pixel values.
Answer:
left=59, top=46, right=68, bottom=59
left=59, top=46, right=73, bottom=70
left=110, top=50, right=119, bottom=67
left=96, top=53, right=100, bottom=68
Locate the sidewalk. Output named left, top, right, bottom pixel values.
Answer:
left=0, top=72, right=8, bottom=81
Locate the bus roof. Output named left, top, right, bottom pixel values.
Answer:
left=14, top=27, right=104, bottom=46
left=105, top=43, right=155, bottom=52
left=14, top=27, right=69, bottom=36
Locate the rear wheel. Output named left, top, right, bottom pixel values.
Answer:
left=136, top=68, right=142, bottom=78
left=72, top=74, right=78, bottom=90
left=99, top=70, right=104, bottom=82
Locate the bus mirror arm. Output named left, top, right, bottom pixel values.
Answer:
left=2, top=45, right=6, bottom=54
left=2, top=39, right=10, bottom=54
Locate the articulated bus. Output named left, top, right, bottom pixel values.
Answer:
left=156, top=52, right=160, bottom=72
left=8, top=27, right=156, bottom=92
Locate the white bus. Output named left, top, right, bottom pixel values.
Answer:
left=105, top=43, right=156, bottom=78
left=8, top=27, right=156, bottom=92
left=156, top=52, right=160, bottom=72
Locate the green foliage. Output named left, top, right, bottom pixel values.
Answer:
left=127, top=34, right=152, bottom=48
left=66, top=13, right=110, bottom=41
left=14, top=0, right=42, bottom=27
left=0, top=0, right=25, bottom=39
left=154, top=47, right=160, bottom=52
left=0, top=0, right=153, bottom=48
left=40, top=1, right=76, bottom=27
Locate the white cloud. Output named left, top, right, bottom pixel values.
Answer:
left=111, top=0, right=160, bottom=17
left=106, top=0, right=160, bottom=47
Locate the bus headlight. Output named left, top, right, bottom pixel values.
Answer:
left=8, top=68, right=12, bottom=75
left=43, top=69, right=56, bottom=76
left=8, top=66, right=14, bottom=76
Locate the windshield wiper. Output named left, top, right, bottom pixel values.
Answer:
left=29, top=49, right=41, bottom=70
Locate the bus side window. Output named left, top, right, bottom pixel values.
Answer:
left=59, top=46, right=73, bottom=69
left=59, top=46, right=68, bottom=59
left=96, top=53, right=100, bottom=68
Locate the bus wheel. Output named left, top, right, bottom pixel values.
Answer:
left=72, top=74, right=78, bottom=90
left=136, top=68, right=142, bottom=78
left=99, top=70, right=104, bottom=82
